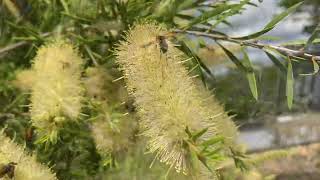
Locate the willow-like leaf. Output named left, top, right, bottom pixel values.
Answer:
left=218, top=43, right=250, bottom=72
left=176, top=39, right=213, bottom=85
left=242, top=47, right=258, bottom=100
left=233, top=27, right=273, bottom=40
left=185, top=4, right=238, bottom=29
left=233, top=1, right=303, bottom=40
left=286, top=57, right=294, bottom=109
left=192, top=127, right=209, bottom=142
left=201, top=136, right=224, bottom=148
left=265, top=50, right=287, bottom=75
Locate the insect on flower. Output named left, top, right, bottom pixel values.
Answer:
left=155, top=35, right=168, bottom=54
left=141, top=32, right=176, bottom=55
left=0, top=162, right=17, bottom=179
left=140, top=34, right=172, bottom=81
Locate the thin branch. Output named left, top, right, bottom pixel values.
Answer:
left=0, top=41, right=29, bottom=57
left=0, top=32, right=51, bottom=58
left=173, top=29, right=320, bottom=62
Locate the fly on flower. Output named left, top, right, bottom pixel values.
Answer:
left=141, top=32, right=176, bottom=56
left=140, top=33, right=173, bottom=80
left=0, top=162, right=17, bottom=179
left=155, top=35, right=168, bottom=54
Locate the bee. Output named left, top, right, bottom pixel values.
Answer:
left=0, top=162, right=17, bottom=179
left=155, top=35, right=169, bottom=54
left=141, top=33, right=175, bottom=55
left=141, top=33, right=175, bottom=82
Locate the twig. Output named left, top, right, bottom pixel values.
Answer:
left=173, top=29, right=320, bottom=62
left=0, top=32, right=51, bottom=58
left=0, top=41, right=29, bottom=57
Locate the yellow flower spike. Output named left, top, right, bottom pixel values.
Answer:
left=30, top=40, right=84, bottom=138
left=0, top=132, right=57, bottom=180
left=116, top=23, right=238, bottom=175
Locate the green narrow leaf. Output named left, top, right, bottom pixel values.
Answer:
left=286, top=57, right=294, bottom=109
left=281, top=38, right=320, bottom=46
left=209, top=0, right=249, bottom=29
left=201, top=135, right=224, bottom=147
left=242, top=47, right=258, bottom=100
left=311, top=57, right=319, bottom=74
left=176, top=40, right=214, bottom=86
left=233, top=26, right=273, bottom=40
left=175, top=13, right=194, bottom=20
left=265, top=51, right=287, bottom=75
left=256, top=35, right=282, bottom=41
left=247, top=2, right=258, bottom=7
left=197, top=154, right=213, bottom=173
left=185, top=4, right=238, bottom=29
left=185, top=126, right=193, bottom=139
left=299, top=57, right=319, bottom=76
left=305, top=24, right=320, bottom=49
left=233, top=2, right=303, bottom=40
left=265, top=2, right=303, bottom=29
left=192, top=127, right=208, bottom=142
left=218, top=43, right=250, bottom=72
left=204, top=147, right=222, bottom=157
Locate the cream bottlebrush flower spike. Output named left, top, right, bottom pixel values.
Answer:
left=116, top=23, right=238, bottom=175
left=0, top=132, right=57, bottom=180
left=30, top=40, right=83, bottom=139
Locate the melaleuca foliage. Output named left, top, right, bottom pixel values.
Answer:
left=0, top=0, right=309, bottom=179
